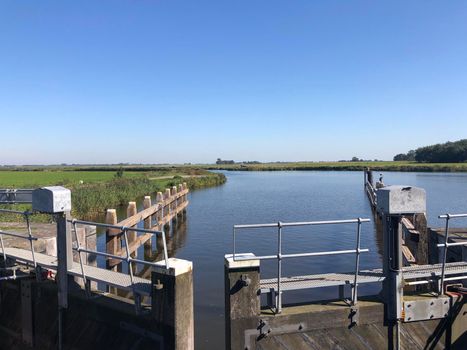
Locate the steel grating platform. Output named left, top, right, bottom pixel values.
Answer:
left=402, top=261, right=467, bottom=280
left=1, top=247, right=152, bottom=296
left=260, top=270, right=385, bottom=293
left=260, top=262, right=467, bottom=293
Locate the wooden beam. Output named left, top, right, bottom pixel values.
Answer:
left=116, top=189, right=189, bottom=227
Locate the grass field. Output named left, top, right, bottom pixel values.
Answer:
left=0, top=167, right=226, bottom=219
left=0, top=168, right=210, bottom=188
left=200, top=161, right=467, bottom=172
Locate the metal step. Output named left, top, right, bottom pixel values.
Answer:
left=1, top=247, right=152, bottom=296
left=260, top=262, right=467, bottom=293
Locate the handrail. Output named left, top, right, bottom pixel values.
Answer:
left=70, top=218, right=169, bottom=302
left=0, top=209, right=38, bottom=280
left=437, top=213, right=467, bottom=295
left=233, top=217, right=370, bottom=313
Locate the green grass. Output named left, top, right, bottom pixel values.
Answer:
left=198, top=161, right=467, bottom=172
left=0, top=170, right=142, bottom=187
left=0, top=168, right=226, bottom=220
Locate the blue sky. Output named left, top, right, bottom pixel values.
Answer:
left=1, top=1, right=466, bottom=164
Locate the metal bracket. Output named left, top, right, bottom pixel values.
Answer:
left=154, top=279, right=164, bottom=290
left=257, top=319, right=271, bottom=339
left=403, top=296, right=450, bottom=322
left=348, top=306, right=359, bottom=328
left=240, top=274, right=251, bottom=287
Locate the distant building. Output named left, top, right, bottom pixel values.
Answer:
left=216, top=158, right=235, bottom=165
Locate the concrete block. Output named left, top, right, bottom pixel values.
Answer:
left=152, top=258, right=194, bottom=350
left=153, top=257, right=192, bottom=276
left=377, top=185, right=426, bottom=215
left=224, top=252, right=260, bottom=350
left=32, top=186, right=71, bottom=213
left=225, top=253, right=259, bottom=269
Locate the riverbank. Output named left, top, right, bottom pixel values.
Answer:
left=201, top=161, right=467, bottom=172
left=0, top=168, right=226, bottom=220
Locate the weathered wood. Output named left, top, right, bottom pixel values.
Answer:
left=143, top=196, right=152, bottom=229
left=116, top=189, right=188, bottom=228
left=402, top=244, right=416, bottom=265
left=401, top=217, right=415, bottom=230
left=105, top=209, right=119, bottom=271
left=156, top=191, right=164, bottom=223
left=109, top=187, right=189, bottom=264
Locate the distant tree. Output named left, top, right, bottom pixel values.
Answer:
left=393, top=153, right=408, bottom=161
left=115, top=167, right=124, bottom=178
left=351, top=156, right=359, bottom=162
left=396, top=140, right=467, bottom=163
left=406, top=150, right=416, bottom=161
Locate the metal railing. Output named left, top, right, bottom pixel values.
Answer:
left=233, top=217, right=370, bottom=313
left=70, top=219, right=169, bottom=302
left=0, top=209, right=39, bottom=280
left=437, top=213, right=467, bottom=294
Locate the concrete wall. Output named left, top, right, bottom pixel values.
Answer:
left=0, top=262, right=195, bottom=350
left=224, top=255, right=467, bottom=350
left=0, top=278, right=165, bottom=350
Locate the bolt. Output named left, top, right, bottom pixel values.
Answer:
left=407, top=304, right=411, bottom=308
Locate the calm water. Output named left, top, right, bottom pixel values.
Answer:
left=98, top=171, right=467, bottom=349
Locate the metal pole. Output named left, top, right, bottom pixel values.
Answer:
left=352, top=218, right=362, bottom=305
left=72, top=221, right=89, bottom=297
left=439, top=214, right=450, bottom=295
left=24, top=213, right=38, bottom=280
left=122, top=227, right=137, bottom=307
left=233, top=226, right=236, bottom=260
left=56, top=211, right=72, bottom=350
left=0, top=232, right=6, bottom=265
left=276, top=222, right=282, bottom=314
left=161, top=229, right=169, bottom=268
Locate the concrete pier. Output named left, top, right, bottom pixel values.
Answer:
left=152, top=257, right=194, bottom=350
left=224, top=253, right=261, bottom=350
left=224, top=184, right=467, bottom=350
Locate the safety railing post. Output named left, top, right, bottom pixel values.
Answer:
left=352, top=218, right=362, bottom=305
left=276, top=222, right=282, bottom=314
left=233, top=226, right=236, bottom=261
left=161, top=228, right=169, bottom=268
left=122, top=227, right=138, bottom=311
left=0, top=231, right=6, bottom=265
left=439, top=214, right=450, bottom=295
left=72, top=220, right=90, bottom=297
left=24, top=213, right=38, bottom=281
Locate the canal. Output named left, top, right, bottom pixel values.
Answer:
left=176, top=171, right=467, bottom=349
left=94, top=171, right=467, bottom=348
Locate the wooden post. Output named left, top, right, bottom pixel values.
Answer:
left=171, top=186, right=178, bottom=224
left=156, top=192, right=164, bottom=225
left=178, top=184, right=184, bottom=218
left=127, top=202, right=137, bottom=258
left=105, top=209, right=119, bottom=272
left=143, top=196, right=152, bottom=255
left=183, top=182, right=188, bottom=215
left=164, top=188, right=172, bottom=231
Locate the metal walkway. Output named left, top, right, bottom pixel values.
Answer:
left=2, top=247, right=152, bottom=296
left=260, top=261, right=467, bottom=293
